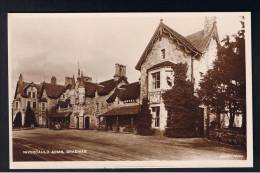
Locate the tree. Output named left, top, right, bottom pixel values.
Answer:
left=136, top=98, right=153, bottom=135
left=24, top=104, right=37, bottom=127
left=162, top=63, right=201, bottom=137
left=197, top=17, right=246, bottom=130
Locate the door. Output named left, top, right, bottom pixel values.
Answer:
left=85, top=116, right=90, bottom=129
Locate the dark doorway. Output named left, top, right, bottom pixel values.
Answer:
left=76, top=117, right=79, bottom=129
left=85, top=116, right=90, bottom=129
left=13, top=112, right=22, bottom=127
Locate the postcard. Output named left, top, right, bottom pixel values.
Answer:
left=8, top=12, right=253, bottom=169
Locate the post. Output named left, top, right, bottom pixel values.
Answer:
left=131, top=116, right=134, bottom=129
left=116, top=116, right=119, bottom=132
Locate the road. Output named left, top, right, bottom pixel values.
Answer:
left=13, top=128, right=246, bottom=161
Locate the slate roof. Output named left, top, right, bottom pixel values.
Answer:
left=100, top=105, right=140, bottom=117
left=135, top=21, right=202, bottom=70
left=83, top=81, right=99, bottom=98
left=47, top=111, right=72, bottom=118
left=98, top=76, right=128, bottom=96
left=118, top=82, right=140, bottom=101
left=39, top=98, right=47, bottom=102
left=40, top=82, right=66, bottom=99
left=186, top=23, right=219, bottom=53
left=106, top=82, right=140, bottom=103
left=147, top=61, right=176, bottom=72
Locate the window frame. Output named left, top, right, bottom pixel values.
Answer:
left=151, top=71, right=161, bottom=89
left=33, top=102, right=36, bottom=109
left=161, top=48, right=166, bottom=59
left=152, top=106, right=160, bottom=127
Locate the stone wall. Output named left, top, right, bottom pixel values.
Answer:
left=140, top=36, right=192, bottom=101
left=193, top=38, right=218, bottom=89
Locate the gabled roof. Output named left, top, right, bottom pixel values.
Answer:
left=40, top=82, right=66, bottom=99
left=14, top=81, right=42, bottom=99
left=147, top=61, right=176, bottom=72
left=135, top=21, right=202, bottom=71
left=186, top=22, right=219, bottom=53
left=106, top=81, right=140, bottom=103
left=98, top=76, right=128, bottom=96
left=14, top=81, right=30, bottom=98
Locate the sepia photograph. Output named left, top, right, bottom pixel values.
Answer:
left=8, top=12, right=253, bottom=169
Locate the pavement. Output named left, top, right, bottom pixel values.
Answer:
left=12, top=128, right=246, bottom=161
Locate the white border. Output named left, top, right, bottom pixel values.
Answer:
left=8, top=12, right=253, bottom=169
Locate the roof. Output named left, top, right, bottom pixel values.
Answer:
left=40, top=82, right=66, bottom=99
left=57, top=99, right=71, bottom=108
left=118, top=82, right=140, bottom=101
left=135, top=21, right=201, bottom=70
left=106, top=82, right=140, bottom=103
left=186, top=23, right=219, bottom=53
left=147, top=61, right=176, bottom=72
left=83, top=81, right=99, bottom=98
left=47, top=112, right=72, bottom=118
left=98, top=76, right=128, bottom=96
left=100, top=105, right=140, bottom=117
left=39, top=98, right=47, bottom=102
left=14, top=81, right=42, bottom=98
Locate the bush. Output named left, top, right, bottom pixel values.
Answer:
left=136, top=98, right=153, bottom=135
left=24, top=104, right=37, bottom=127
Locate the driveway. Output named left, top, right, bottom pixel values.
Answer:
left=12, top=128, right=246, bottom=161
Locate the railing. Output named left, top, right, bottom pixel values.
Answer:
left=148, top=90, right=167, bottom=104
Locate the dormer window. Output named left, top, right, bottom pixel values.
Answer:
left=161, top=49, right=166, bottom=59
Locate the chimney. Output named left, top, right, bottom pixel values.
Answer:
left=51, top=76, right=57, bottom=85
left=65, top=77, right=73, bottom=86
left=204, top=16, right=216, bottom=36
left=18, top=73, right=23, bottom=82
left=114, top=63, right=126, bottom=80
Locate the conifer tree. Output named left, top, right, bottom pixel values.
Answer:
left=162, top=63, right=200, bottom=137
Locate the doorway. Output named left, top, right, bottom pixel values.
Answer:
left=84, top=116, right=90, bottom=129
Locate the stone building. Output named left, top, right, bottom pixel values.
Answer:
left=67, top=63, right=129, bottom=129
left=135, top=17, right=219, bottom=132
left=12, top=16, right=240, bottom=133
left=12, top=74, right=66, bottom=127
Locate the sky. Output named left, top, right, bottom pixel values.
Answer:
left=8, top=12, right=246, bottom=98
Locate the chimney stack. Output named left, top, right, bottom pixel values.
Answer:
left=114, top=63, right=126, bottom=80
left=51, top=76, right=57, bottom=85
left=204, top=16, right=216, bottom=36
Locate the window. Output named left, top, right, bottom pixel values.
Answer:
left=152, top=72, right=160, bottom=89
left=32, top=92, right=36, bottom=98
left=28, top=92, right=31, bottom=98
left=165, top=70, right=174, bottom=88
left=152, top=106, right=160, bottom=127
left=27, top=101, right=31, bottom=108
left=42, top=102, right=46, bottom=111
left=15, top=102, right=19, bottom=109
left=96, top=102, right=99, bottom=112
left=33, top=102, right=36, bottom=109
left=161, top=49, right=166, bottom=59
